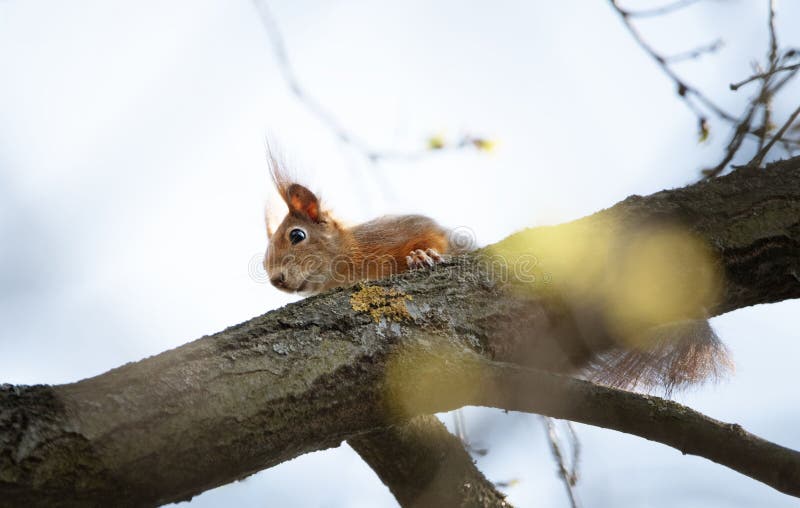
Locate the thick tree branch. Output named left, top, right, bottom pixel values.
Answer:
left=1, top=158, right=799, bottom=506
left=349, top=416, right=509, bottom=507
left=384, top=347, right=800, bottom=498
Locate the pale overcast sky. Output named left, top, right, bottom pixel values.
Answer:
left=1, top=1, right=798, bottom=507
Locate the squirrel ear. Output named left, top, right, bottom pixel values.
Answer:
left=286, top=184, right=321, bottom=222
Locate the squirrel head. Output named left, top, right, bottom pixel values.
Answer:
left=264, top=161, right=348, bottom=295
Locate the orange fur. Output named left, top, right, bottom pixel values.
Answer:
left=264, top=153, right=455, bottom=295
left=263, top=150, right=728, bottom=394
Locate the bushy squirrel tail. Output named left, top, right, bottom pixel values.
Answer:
left=586, top=319, right=733, bottom=395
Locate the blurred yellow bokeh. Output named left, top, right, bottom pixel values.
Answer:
left=383, top=341, right=486, bottom=417
left=486, top=219, right=721, bottom=346
left=604, top=227, right=720, bottom=345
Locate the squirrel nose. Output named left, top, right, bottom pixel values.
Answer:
left=270, top=272, right=286, bottom=289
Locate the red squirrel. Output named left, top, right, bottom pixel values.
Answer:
left=262, top=155, right=729, bottom=392
left=263, top=156, right=463, bottom=295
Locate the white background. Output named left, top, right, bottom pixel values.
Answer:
left=1, top=1, right=798, bottom=506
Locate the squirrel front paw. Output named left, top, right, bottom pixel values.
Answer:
left=406, top=248, right=444, bottom=270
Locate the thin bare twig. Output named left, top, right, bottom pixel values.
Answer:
left=622, top=0, right=703, bottom=18
left=251, top=0, right=381, bottom=159
left=756, top=0, right=780, bottom=154
left=707, top=64, right=800, bottom=177
left=663, top=39, right=724, bottom=63
left=543, top=417, right=581, bottom=508
left=608, top=0, right=738, bottom=124
left=708, top=1, right=800, bottom=174
left=748, top=104, right=800, bottom=167
left=452, top=410, right=489, bottom=457
left=767, top=0, right=779, bottom=67
left=453, top=409, right=467, bottom=442
left=702, top=104, right=758, bottom=177
left=250, top=0, right=489, bottom=164
left=611, top=0, right=800, bottom=177
left=730, top=62, right=800, bottom=91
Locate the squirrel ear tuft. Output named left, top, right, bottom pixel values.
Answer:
left=265, top=214, right=274, bottom=239
left=286, top=183, right=321, bottom=222
left=265, top=142, right=321, bottom=222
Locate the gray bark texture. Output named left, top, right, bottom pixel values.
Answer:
left=349, top=415, right=509, bottom=507
left=1, top=158, right=799, bottom=507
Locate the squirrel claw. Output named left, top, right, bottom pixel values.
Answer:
left=425, top=248, right=444, bottom=264
left=406, top=248, right=444, bottom=270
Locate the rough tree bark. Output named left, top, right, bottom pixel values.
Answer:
left=1, top=159, right=799, bottom=507
left=349, top=416, right=508, bottom=507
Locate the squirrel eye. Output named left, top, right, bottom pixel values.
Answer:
left=289, top=228, right=306, bottom=245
